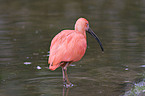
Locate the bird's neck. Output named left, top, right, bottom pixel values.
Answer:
left=82, top=31, right=86, bottom=39
left=75, top=28, right=86, bottom=38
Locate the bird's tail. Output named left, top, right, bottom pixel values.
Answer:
left=49, top=63, right=60, bottom=71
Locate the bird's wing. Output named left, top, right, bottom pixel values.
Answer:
left=48, top=30, right=87, bottom=67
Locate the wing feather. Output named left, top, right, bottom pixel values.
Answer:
left=48, top=30, right=87, bottom=70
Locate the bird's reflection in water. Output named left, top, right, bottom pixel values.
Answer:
left=63, top=87, right=70, bottom=96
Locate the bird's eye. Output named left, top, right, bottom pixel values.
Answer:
left=86, top=23, right=89, bottom=30
left=86, top=23, right=89, bottom=28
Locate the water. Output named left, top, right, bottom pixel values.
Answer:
left=0, top=0, right=145, bottom=96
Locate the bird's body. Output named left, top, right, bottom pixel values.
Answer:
left=48, top=18, right=104, bottom=87
left=49, top=30, right=87, bottom=70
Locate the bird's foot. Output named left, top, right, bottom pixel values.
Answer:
left=63, top=82, right=73, bottom=88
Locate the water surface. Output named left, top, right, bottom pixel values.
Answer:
left=0, top=0, right=145, bottom=96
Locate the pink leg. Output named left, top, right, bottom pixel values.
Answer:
left=62, top=62, right=73, bottom=87
left=64, top=62, right=70, bottom=84
left=62, top=67, right=66, bottom=83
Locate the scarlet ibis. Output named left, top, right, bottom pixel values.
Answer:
left=48, top=18, right=104, bottom=87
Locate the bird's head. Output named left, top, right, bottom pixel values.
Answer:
left=75, top=18, right=89, bottom=33
left=75, top=18, right=104, bottom=52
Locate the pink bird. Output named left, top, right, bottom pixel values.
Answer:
left=48, top=18, right=104, bottom=87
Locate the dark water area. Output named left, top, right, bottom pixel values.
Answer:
left=0, top=0, right=145, bottom=96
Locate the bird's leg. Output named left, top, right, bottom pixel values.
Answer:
left=62, top=62, right=73, bottom=87
left=64, top=67, right=70, bottom=85
left=62, top=67, right=66, bottom=84
left=63, top=62, right=74, bottom=88
left=64, top=62, right=70, bottom=84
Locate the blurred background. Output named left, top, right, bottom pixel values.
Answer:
left=0, top=0, right=145, bottom=96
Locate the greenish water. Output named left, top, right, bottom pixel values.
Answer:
left=0, top=0, right=145, bottom=96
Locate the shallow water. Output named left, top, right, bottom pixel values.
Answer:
left=0, top=0, right=145, bottom=96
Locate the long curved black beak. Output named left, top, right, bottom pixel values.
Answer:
left=87, top=28, right=104, bottom=52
